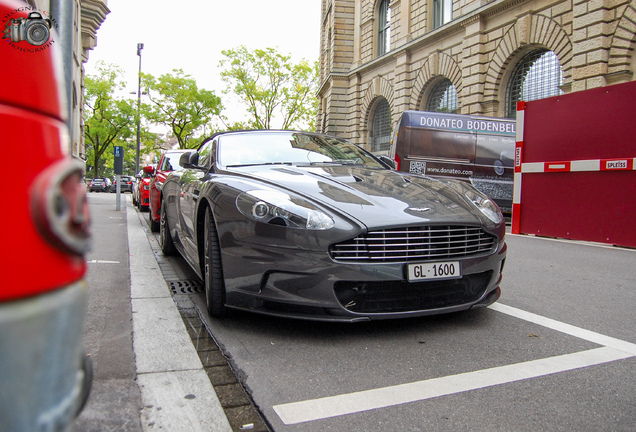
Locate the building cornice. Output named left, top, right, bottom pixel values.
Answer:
left=80, top=0, right=110, bottom=61
left=329, top=0, right=531, bottom=80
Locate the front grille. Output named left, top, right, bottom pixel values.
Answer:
left=329, top=226, right=496, bottom=263
left=334, top=271, right=493, bottom=313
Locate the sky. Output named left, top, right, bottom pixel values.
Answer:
left=84, top=0, right=322, bottom=123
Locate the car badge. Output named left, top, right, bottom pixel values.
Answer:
left=408, top=207, right=431, bottom=212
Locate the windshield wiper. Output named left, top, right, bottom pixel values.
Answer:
left=227, top=162, right=294, bottom=168
left=306, top=160, right=362, bottom=166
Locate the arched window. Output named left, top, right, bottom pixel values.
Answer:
left=426, top=78, right=458, bottom=113
left=378, top=0, right=391, bottom=56
left=371, top=98, right=392, bottom=153
left=506, top=49, right=563, bottom=118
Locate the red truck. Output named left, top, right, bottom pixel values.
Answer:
left=0, top=0, right=92, bottom=429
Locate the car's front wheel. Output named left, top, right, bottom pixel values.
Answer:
left=149, top=208, right=160, bottom=232
left=203, top=206, right=226, bottom=317
left=159, top=199, right=177, bottom=256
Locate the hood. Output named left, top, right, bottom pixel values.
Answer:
left=231, top=165, right=484, bottom=229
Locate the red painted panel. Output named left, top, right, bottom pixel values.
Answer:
left=518, top=81, right=636, bottom=248
left=523, top=81, right=636, bottom=163
left=520, top=171, right=636, bottom=247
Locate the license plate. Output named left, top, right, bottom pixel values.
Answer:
left=407, top=261, right=461, bottom=282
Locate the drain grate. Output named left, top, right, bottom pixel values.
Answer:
left=168, top=280, right=204, bottom=295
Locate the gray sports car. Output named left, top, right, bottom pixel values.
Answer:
left=160, top=130, right=507, bottom=322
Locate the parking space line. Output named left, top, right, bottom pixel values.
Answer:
left=274, top=347, right=632, bottom=425
left=273, top=303, right=636, bottom=425
left=489, top=303, right=636, bottom=355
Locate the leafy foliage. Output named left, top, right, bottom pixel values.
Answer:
left=141, top=69, right=222, bottom=149
left=220, top=46, right=319, bottom=131
left=84, top=62, right=137, bottom=178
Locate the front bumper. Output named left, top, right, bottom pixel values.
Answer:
left=0, top=281, right=92, bottom=430
left=221, top=237, right=507, bottom=322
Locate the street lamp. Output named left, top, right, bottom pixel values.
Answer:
left=136, top=42, right=144, bottom=174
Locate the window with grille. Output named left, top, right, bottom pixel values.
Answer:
left=371, top=99, right=392, bottom=153
left=378, top=0, right=391, bottom=56
left=433, top=0, right=453, bottom=29
left=426, top=78, right=459, bottom=113
left=506, top=49, right=563, bottom=118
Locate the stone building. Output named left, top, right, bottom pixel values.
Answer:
left=317, top=0, right=636, bottom=153
left=26, top=0, right=109, bottom=161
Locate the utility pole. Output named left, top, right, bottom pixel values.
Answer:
left=136, top=43, right=144, bottom=174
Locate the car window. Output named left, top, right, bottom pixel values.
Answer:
left=218, top=132, right=385, bottom=169
left=162, top=152, right=185, bottom=172
left=198, top=140, right=215, bottom=168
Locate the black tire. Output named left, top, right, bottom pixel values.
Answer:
left=203, top=207, right=226, bottom=317
left=149, top=210, right=160, bottom=232
left=159, top=199, right=177, bottom=256
left=76, top=350, right=93, bottom=416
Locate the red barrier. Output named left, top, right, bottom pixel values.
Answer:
left=512, top=82, right=636, bottom=248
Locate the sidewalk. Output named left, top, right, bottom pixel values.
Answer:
left=75, top=194, right=232, bottom=431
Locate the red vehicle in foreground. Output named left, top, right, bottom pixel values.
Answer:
left=0, top=0, right=92, bottom=429
left=148, top=149, right=188, bottom=231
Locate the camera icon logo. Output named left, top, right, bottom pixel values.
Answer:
left=3, top=11, right=51, bottom=46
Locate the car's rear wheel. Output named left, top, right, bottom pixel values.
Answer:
left=204, top=206, right=226, bottom=317
left=159, top=199, right=177, bottom=256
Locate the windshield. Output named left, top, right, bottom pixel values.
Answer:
left=217, top=132, right=384, bottom=169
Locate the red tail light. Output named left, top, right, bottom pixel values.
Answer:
left=394, top=153, right=401, bottom=171
left=31, top=159, right=91, bottom=255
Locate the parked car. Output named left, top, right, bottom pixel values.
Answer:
left=148, top=149, right=189, bottom=232
left=0, top=0, right=92, bottom=428
left=160, top=130, right=507, bottom=321
left=88, top=177, right=111, bottom=192
left=111, top=175, right=135, bottom=193
left=133, top=166, right=154, bottom=211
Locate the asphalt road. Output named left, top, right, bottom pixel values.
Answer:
left=78, top=192, right=636, bottom=431
left=169, top=223, right=636, bottom=431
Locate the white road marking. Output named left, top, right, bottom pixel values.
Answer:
left=489, top=303, right=636, bottom=356
left=86, top=260, right=120, bottom=264
left=273, top=304, right=636, bottom=425
left=506, top=232, right=636, bottom=252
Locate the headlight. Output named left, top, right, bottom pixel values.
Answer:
left=237, top=190, right=335, bottom=230
left=465, top=189, right=504, bottom=224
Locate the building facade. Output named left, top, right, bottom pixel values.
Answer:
left=27, top=0, right=109, bottom=161
left=317, top=0, right=636, bottom=152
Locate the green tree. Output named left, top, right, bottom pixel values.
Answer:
left=220, top=46, right=319, bottom=131
left=141, top=69, right=222, bottom=149
left=84, top=62, right=137, bottom=178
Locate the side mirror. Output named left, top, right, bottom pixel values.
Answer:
left=378, top=155, right=397, bottom=170
left=179, top=151, right=201, bottom=169
left=142, top=165, right=155, bottom=176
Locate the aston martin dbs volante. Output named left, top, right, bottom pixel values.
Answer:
left=160, top=130, right=507, bottom=322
